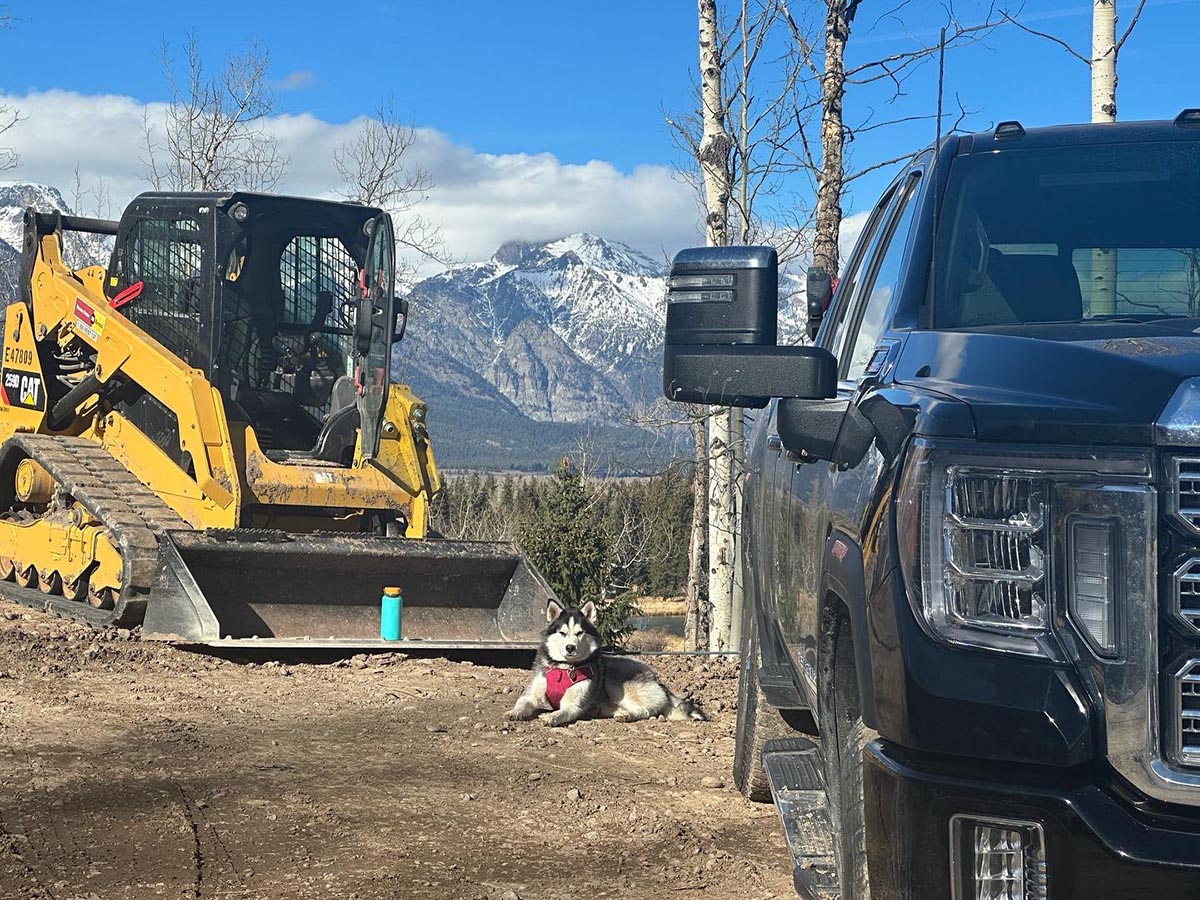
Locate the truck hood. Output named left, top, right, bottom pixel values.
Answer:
left=894, top=324, right=1200, bottom=444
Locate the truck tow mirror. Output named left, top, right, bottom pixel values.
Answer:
left=806, top=267, right=832, bottom=342
left=777, top=397, right=874, bottom=468
left=662, top=246, right=837, bottom=408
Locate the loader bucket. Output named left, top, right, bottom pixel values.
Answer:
left=140, top=530, right=555, bottom=650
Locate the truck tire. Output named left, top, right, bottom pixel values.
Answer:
left=733, top=614, right=787, bottom=801
left=819, top=611, right=876, bottom=900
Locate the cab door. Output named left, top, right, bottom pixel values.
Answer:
left=355, top=214, right=396, bottom=461
left=776, top=169, right=922, bottom=692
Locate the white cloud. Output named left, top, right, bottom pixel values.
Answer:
left=0, top=89, right=702, bottom=274
left=272, top=70, right=315, bottom=92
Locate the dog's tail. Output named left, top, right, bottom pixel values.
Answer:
left=668, top=693, right=706, bottom=721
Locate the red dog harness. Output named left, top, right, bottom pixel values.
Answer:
left=544, top=664, right=594, bottom=710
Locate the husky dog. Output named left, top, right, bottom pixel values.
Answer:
left=507, top=600, right=705, bottom=727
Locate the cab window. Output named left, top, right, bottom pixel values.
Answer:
left=933, top=141, right=1200, bottom=327
left=844, top=173, right=921, bottom=381
left=822, top=182, right=899, bottom=357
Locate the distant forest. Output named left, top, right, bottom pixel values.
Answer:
left=429, top=463, right=694, bottom=603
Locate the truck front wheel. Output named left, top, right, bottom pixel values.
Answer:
left=733, top=614, right=787, bottom=801
left=819, top=610, right=875, bottom=900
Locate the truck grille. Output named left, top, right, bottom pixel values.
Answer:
left=1165, top=460, right=1200, bottom=772
left=1173, top=558, right=1200, bottom=634
left=1177, top=661, right=1200, bottom=766
left=1169, top=457, right=1200, bottom=535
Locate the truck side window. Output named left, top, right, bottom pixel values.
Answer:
left=824, top=183, right=899, bottom=357
left=844, top=174, right=921, bottom=381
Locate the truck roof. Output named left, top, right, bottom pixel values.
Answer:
left=960, top=112, right=1200, bottom=154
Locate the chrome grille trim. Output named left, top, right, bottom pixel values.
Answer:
left=1098, top=482, right=1200, bottom=805
left=1168, top=457, right=1200, bottom=535
left=1172, top=557, right=1200, bottom=635
left=1177, top=660, right=1200, bottom=768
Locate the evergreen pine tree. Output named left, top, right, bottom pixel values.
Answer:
left=517, top=459, right=613, bottom=621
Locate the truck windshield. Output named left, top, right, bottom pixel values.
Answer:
left=932, top=140, right=1200, bottom=328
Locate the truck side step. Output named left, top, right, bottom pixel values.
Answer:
left=762, top=737, right=839, bottom=900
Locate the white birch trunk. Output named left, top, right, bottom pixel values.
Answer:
left=1090, top=0, right=1119, bottom=314
left=1091, top=0, right=1118, bottom=123
left=708, top=408, right=737, bottom=653
left=697, top=0, right=737, bottom=653
left=728, top=408, right=746, bottom=653
left=698, top=0, right=731, bottom=247
left=685, top=415, right=709, bottom=650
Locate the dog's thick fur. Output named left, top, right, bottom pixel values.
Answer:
left=507, top=600, right=705, bottom=727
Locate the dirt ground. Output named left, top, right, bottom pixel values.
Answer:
left=0, top=601, right=796, bottom=900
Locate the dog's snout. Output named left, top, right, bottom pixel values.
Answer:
left=565, top=643, right=577, bottom=654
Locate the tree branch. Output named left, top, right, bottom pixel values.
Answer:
left=1115, top=0, right=1149, bottom=52
left=1000, top=11, right=1091, bottom=65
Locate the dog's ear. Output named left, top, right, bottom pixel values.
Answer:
left=545, top=599, right=564, bottom=623
left=580, top=600, right=597, bottom=623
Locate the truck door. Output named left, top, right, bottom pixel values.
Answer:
left=778, top=172, right=921, bottom=686
left=741, top=403, right=780, bottom=641
left=355, top=213, right=396, bottom=461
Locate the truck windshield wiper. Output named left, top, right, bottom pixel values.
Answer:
left=1086, top=315, right=1189, bottom=323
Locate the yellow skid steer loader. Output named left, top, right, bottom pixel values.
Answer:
left=0, top=192, right=552, bottom=648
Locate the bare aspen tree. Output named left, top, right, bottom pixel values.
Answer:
left=810, top=1, right=857, bottom=277
left=668, top=0, right=817, bottom=651
left=1092, top=0, right=1119, bottom=122
left=780, top=1, right=1007, bottom=279
left=697, top=0, right=741, bottom=653
left=142, top=34, right=287, bottom=192
left=685, top=416, right=710, bottom=648
left=335, top=101, right=453, bottom=283
left=699, top=0, right=734, bottom=249
left=1090, top=1, right=1120, bottom=312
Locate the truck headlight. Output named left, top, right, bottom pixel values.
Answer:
left=897, top=440, right=1152, bottom=659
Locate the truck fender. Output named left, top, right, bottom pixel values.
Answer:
left=820, top=531, right=878, bottom=729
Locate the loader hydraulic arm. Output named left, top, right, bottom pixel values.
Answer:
left=22, top=212, right=239, bottom=523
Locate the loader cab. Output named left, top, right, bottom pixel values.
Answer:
left=105, top=192, right=399, bottom=467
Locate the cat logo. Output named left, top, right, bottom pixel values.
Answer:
left=1, top=368, right=44, bottom=411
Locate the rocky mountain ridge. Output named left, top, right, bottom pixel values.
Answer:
left=402, top=231, right=669, bottom=427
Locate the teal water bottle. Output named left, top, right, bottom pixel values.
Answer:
left=380, top=586, right=403, bottom=640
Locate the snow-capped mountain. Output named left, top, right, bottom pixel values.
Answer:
left=0, top=183, right=112, bottom=287
left=401, top=233, right=670, bottom=426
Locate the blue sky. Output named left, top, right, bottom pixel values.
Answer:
left=1, top=0, right=1197, bottom=265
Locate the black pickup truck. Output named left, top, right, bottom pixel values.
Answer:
left=663, top=114, right=1200, bottom=899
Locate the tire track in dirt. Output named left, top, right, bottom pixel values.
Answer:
left=175, top=784, right=204, bottom=899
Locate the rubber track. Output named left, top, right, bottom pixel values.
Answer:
left=0, top=434, right=189, bottom=627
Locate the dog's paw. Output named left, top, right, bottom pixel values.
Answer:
left=544, top=711, right=573, bottom=727
left=507, top=702, right=537, bottom=721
